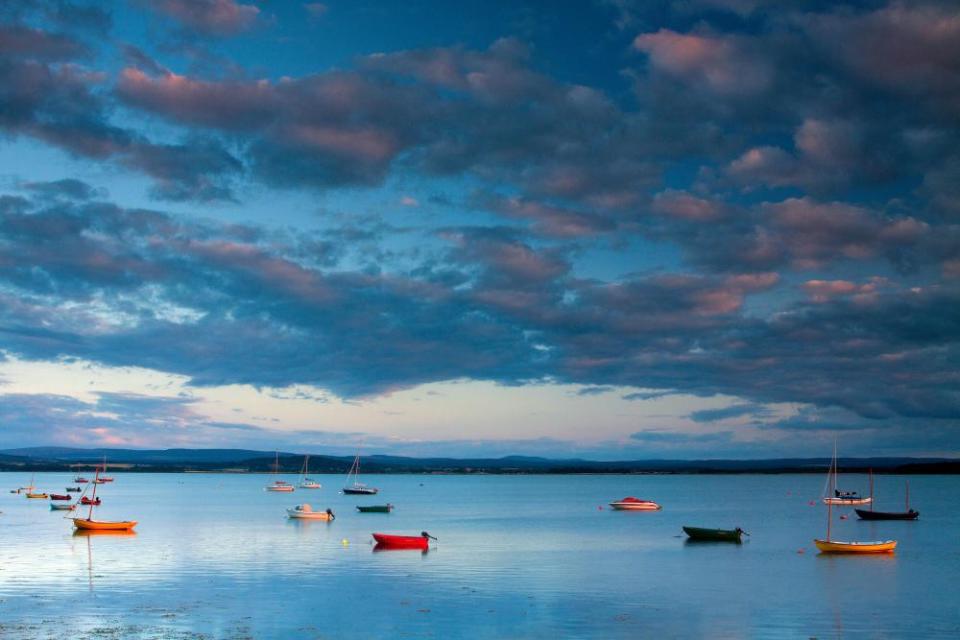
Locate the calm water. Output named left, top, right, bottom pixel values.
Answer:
left=0, top=472, right=957, bottom=639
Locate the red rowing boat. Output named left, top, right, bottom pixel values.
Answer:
left=50, top=494, right=72, bottom=500
left=80, top=497, right=101, bottom=505
left=372, top=532, right=436, bottom=549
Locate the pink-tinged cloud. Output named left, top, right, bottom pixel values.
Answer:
left=488, top=196, right=614, bottom=238
left=651, top=190, right=725, bottom=221
left=0, top=25, right=87, bottom=60
left=283, top=124, right=399, bottom=162
left=633, top=29, right=771, bottom=95
left=145, top=0, right=260, bottom=36
left=118, top=68, right=274, bottom=130
left=801, top=278, right=887, bottom=304
left=803, top=3, right=960, bottom=110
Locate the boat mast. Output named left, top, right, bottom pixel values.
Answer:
left=826, top=440, right=837, bottom=541
left=906, top=479, right=910, bottom=511
left=869, top=468, right=874, bottom=511
left=88, top=464, right=101, bottom=520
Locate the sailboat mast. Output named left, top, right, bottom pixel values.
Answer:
left=88, top=464, right=100, bottom=520
left=826, top=440, right=837, bottom=541
left=906, top=479, right=910, bottom=511
left=869, top=468, right=874, bottom=511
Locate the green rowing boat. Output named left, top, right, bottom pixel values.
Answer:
left=357, top=504, right=393, bottom=513
left=682, top=526, right=746, bottom=542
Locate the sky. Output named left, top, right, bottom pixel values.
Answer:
left=0, top=0, right=958, bottom=459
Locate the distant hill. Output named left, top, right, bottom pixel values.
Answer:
left=0, top=447, right=956, bottom=474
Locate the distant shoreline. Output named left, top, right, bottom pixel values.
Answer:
left=1, top=463, right=957, bottom=475
left=2, top=447, right=957, bottom=475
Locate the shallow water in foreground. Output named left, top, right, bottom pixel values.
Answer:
left=1, top=472, right=957, bottom=639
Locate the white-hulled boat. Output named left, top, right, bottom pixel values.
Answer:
left=286, top=504, right=334, bottom=520
left=298, top=455, right=322, bottom=489
left=266, top=452, right=296, bottom=492
left=815, top=441, right=895, bottom=554
left=609, top=496, right=662, bottom=511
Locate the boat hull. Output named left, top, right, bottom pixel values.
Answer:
left=814, top=539, right=896, bottom=553
left=25, top=493, right=48, bottom=499
left=50, top=503, right=76, bottom=511
left=855, top=508, right=919, bottom=521
left=610, top=501, right=661, bottom=510
left=683, top=526, right=743, bottom=542
left=823, top=496, right=872, bottom=505
left=344, top=487, right=378, bottom=495
left=357, top=505, right=393, bottom=513
left=287, top=510, right=332, bottom=520
left=372, top=533, right=428, bottom=549
left=72, top=518, right=137, bottom=531
left=266, top=486, right=295, bottom=492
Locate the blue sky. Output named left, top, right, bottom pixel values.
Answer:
left=0, top=0, right=958, bottom=458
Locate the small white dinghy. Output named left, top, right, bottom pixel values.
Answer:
left=287, top=504, right=335, bottom=520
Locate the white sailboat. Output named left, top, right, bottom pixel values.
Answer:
left=298, top=455, right=321, bottom=489
left=814, top=441, right=895, bottom=554
left=265, top=452, right=295, bottom=492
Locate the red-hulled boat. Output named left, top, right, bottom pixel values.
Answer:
left=81, top=496, right=101, bottom=506
left=50, top=494, right=72, bottom=500
left=609, top=496, right=662, bottom=511
left=372, top=532, right=436, bottom=549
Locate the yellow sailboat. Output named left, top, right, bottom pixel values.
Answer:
left=71, top=464, right=137, bottom=532
left=814, top=442, right=895, bottom=554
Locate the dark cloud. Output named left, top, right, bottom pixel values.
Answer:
left=689, top=403, right=771, bottom=422
left=21, top=178, right=105, bottom=201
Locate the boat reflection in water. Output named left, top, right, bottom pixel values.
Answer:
left=372, top=543, right=430, bottom=555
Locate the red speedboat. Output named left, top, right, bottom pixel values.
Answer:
left=50, top=494, right=72, bottom=500
left=609, top=496, right=662, bottom=511
left=372, top=532, right=436, bottom=549
left=81, top=497, right=102, bottom=506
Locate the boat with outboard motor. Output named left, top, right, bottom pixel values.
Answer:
left=286, top=504, right=335, bottom=520
left=372, top=531, right=436, bottom=549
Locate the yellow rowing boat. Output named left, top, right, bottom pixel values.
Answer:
left=72, top=518, right=138, bottom=531
left=814, top=539, right=897, bottom=554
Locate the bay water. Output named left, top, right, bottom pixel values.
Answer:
left=1, top=472, right=957, bottom=638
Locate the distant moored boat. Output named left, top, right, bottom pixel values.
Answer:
left=609, top=496, right=661, bottom=511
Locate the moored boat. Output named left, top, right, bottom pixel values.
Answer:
left=357, top=504, right=393, bottom=513
left=609, top=496, right=661, bottom=511
left=66, top=487, right=82, bottom=492
left=855, top=508, right=918, bottom=521
left=50, top=494, right=72, bottom=501
left=298, top=455, right=322, bottom=489
left=823, top=493, right=872, bottom=506
left=814, top=539, right=896, bottom=553
left=855, top=476, right=918, bottom=520
left=72, top=518, right=137, bottom=531
left=74, top=477, right=89, bottom=483
left=372, top=531, right=436, bottom=549
left=343, top=452, right=378, bottom=495
left=71, top=465, right=136, bottom=532
left=683, top=526, right=746, bottom=542
left=266, top=452, right=296, bottom=491
left=26, top=492, right=48, bottom=499
left=815, top=441, right=896, bottom=554
left=286, top=504, right=335, bottom=520
left=51, top=503, right=76, bottom=511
